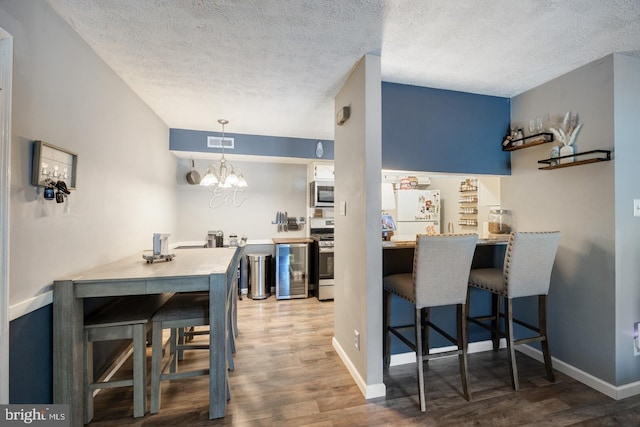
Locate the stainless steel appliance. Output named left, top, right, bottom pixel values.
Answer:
left=275, top=243, right=308, bottom=299
left=309, top=180, right=335, bottom=207
left=309, top=218, right=334, bottom=301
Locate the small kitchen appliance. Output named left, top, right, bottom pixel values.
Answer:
left=309, top=180, right=335, bottom=208
left=207, top=230, right=224, bottom=247
left=143, top=233, right=175, bottom=263
left=309, top=218, right=335, bottom=301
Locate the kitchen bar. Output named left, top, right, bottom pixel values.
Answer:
left=383, top=235, right=509, bottom=356
left=52, top=247, right=241, bottom=426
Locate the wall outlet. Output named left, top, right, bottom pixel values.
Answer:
left=635, top=322, right=640, bottom=356
left=354, top=329, right=360, bottom=350
left=634, top=199, right=640, bottom=217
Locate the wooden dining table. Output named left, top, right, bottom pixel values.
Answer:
left=52, top=246, right=241, bottom=426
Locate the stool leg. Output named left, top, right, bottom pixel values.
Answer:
left=177, top=327, right=185, bottom=361
left=83, top=331, right=94, bottom=424
left=465, top=288, right=471, bottom=353
left=422, top=307, right=430, bottom=357
left=169, top=328, right=178, bottom=373
left=505, top=298, right=519, bottom=390
left=539, top=295, right=555, bottom=382
left=415, top=307, right=426, bottom=412
left=491, top=293, right=501, bottom=351
left=227, top=326, right=235, bottom=371
left=383, top=289, right=391, bottom=368
left=132, top=324, right=146, bottom=418
left=232, top=277, right=239, bottom=339
left=150, top=321, right=163, bottom=414
left=457, top=303, right=471, bottom=401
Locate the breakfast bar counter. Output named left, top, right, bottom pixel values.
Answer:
left=382, top=234, right=509, bottom=352
left=382, top=234, right=509, bottom=249
left=53, top=247, right=241, bottom=426
left=383, top=234, right=508, bottom=276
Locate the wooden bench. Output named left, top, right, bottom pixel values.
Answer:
left=83, top=293, right=172, bottom=423
left=150, top=293, right=212, bottom=414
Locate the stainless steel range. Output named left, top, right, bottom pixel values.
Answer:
left=309, top=218, right=334, bottom=301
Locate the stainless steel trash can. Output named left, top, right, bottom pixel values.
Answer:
left=247, top=253, right=271, bottom=300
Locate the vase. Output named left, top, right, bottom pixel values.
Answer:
left=549, top=146, right=560, bottom=166
left=559, top=144, right=574, bottom=164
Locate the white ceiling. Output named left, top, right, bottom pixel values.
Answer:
left=46, top=0, right=640, bottom=140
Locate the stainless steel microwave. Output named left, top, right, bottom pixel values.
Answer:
left=310, top=180, right=334, bottom=207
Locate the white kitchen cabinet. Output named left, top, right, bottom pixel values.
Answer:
left=308, top=162, right=334, bottom=181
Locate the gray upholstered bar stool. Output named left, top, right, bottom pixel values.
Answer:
left=467, top=231, right=561, bottom=390
left=83, top=294, right=171, bottom=423
left=383, top=234, right=478, bottom=412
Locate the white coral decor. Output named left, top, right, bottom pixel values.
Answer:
left=549, top=111, right=582, bottom=146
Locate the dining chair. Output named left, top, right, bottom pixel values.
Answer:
left=383, top=233, right=478, bottom=412
left=467, top=231, right=561, bottom=390
left=83, top=293, right=171, bottom=423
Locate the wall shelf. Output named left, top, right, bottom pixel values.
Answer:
left=458, top=178, right=478, bottom=227
left=537, top=149, right=612, bottom=170
left=503, top=132, right=554, bottom=151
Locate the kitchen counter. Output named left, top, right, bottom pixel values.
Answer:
left=383, top=234, right=509, bottom=249
left=272, top=237, right=314, bottom=244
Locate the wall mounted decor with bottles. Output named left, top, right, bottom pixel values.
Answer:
left=458, top=178, right=478, bottom=228
left=502, top=132, right=554, bottom=151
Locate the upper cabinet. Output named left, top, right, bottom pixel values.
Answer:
left=309, top=162, right=334, bottom=181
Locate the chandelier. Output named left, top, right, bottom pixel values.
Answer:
left=200, top=119, right=248, bottom=188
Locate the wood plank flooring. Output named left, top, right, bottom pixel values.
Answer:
left=88, top=296, right=640, bottom=426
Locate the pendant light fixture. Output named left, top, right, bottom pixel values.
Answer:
left=200, top=119, right=248, bottom=188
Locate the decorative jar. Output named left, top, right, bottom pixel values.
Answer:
left=488, top=209, right=512, bottom=235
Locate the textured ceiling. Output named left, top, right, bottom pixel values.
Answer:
left=46, top=0, right=640, bottom=140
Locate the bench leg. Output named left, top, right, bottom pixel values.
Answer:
left=151, top=321, right=163, bottom=414
left=83, top=331, right=94, bottom=424
left=132, top=324, right=146, bottom=418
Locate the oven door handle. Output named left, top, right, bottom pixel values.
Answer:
left=319, top=247, right=334, bottom=253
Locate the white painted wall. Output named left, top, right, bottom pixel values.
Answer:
left=175, top=159, right=308, bottom=243
left=333, top=54, right=385, bottom=398
left=2, top=1, right=177, bottom=313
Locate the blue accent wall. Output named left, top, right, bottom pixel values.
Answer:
left=382, top=82, right=511, bottom=175
left=170, top=128, right=335, bottom=161
left=9, top=298, right=127, bottom=404
left=9, top=305, right=53, bottom=404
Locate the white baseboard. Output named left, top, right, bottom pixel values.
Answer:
left=332, top=337, right=386, bottom=399
left=517, top=344, right=640, bottom=400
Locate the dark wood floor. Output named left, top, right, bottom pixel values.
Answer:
left=89, top=296, right=640, bottom=426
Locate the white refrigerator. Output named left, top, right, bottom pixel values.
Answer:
left=395, top=189, right=441, bottom=238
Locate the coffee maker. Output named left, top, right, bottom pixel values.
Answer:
left=207, top=230, right=224, bottom=248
